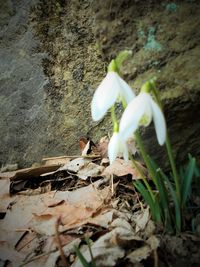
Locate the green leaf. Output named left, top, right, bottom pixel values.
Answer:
left=147, top=156, right=172, bottom=224
left=179, top=166, right=185, bottom=181
left=146, top=155, right=159, bottom=188
left=85, top=237, right=96, bottom=267
left=74, top=246, right=91, bottom=267
left=189, top=154, right=200, bottom=177
left=158, top=169, right=181, bottom=233
left=181, top=154, right=196, bottom=206
left=107, top=59, right=118, bottom=72
left=134, top=180, right=161, bottom=222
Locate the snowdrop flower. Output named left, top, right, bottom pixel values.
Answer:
left=91, top=71, right=135, bottom=121
left=120, top=92, right=166, bottom=145
left=108, top=132, right=129, bottom=164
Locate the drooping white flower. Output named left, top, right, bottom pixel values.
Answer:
left=108, top=132, right=129, bottom=164
left=91, top=71, right=135, bottom=121
left=119, top=92, right=166, bottom=145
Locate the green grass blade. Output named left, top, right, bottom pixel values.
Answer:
left=179, top=166, right=185, bottom=181
left=134, top=180, right=161, bottom=222
left=181, top=155, right=196, bottom=206
left=74, top=246, right=91, bottom=267
left=146, top=155, right=159, bottom=188
left=158, top=169, right=181, bottom=233
left=147, top=157, right=169, bottom=210
left=147, top=156, right=174, bottom=229
left=85, top=237, right=96, bottom=267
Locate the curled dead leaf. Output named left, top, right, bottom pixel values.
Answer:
left=103, top=158, right=142, bottom=179
left=77, top=162, right=105, bottom=180
left=46, top=199, right=65, bottom=208
left=133, top=208, right=150, bottom=232
left=96, top=136, right=109, bottom=158
left=59, top=158, right=90, bottom=173
left=127, top=244, right=151, bottom=263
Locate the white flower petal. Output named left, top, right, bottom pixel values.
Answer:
left=141, top=93, right=153, bottom=126
left=108, top=132, right=120, bottom=164
left=108, top=132, right=130, bottom=163
left=119, top=93, right=148, bottom=141
left=122, top=143, right=129, bottom=161
left=91, top=72, right=119, bottom=121
left=118, top=75, right=135, bottom=103
left=150, top=98, right=166, bottom=145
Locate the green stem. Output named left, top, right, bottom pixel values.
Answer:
left=110, top=105, right=119, bottom=132
left=165, top=132, right=181, bottom=203
left=121, top=97, right=127, bottom=109
left=135, top=131, right=156, bottom=182
left=134, top=131, right=158, bottom=200
left=151, top=85, right=181, bottom=203
left=131, top=134, right=162, bottom=223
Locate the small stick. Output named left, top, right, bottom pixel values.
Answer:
left=111, top=174, right=114, bottom=195
left=55, top=216, right=69, bottom=267
left=42, top=155, right=101, bottom=161
left=153, top=249, right=158, bottom=267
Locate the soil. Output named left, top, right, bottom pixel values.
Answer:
left=158, top=234, right=200, bottom=267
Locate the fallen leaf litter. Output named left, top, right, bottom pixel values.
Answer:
left=0, top=138, right=160, bottom=267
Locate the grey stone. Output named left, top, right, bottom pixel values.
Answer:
left=0, top=0, right=50, bottom=166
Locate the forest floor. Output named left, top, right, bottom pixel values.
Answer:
left=0, top=137, right=199, bottom=267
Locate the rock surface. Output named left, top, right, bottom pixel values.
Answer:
left=0, top=0, right=48, bottom=167
left=0, top=0, right=200, bottom=167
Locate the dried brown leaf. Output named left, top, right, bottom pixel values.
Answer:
left=127, top=244, right=151, bottom=263
left=46, top=199, right=65, bottom=208
left=127, top=235, right=159, bottom=264
left=146, top=235, right=160, bottom=250
left=103, top=158, right=141, bottom=179
left=42, top=156, right=71, bottom=166
left=0, top=179, right=12, bottom=215
left=33, top=185, right=110, bottom=232
left=0, top=241, right=24, bottom=265
left=0, top=193, right=52, bottom=247
left=0, top=179, right=10, bottom=196
left=41, top=238, right=81, bottom=267
left=17, top=183, right=51, bottom=196
left=101, top=158, right=110, bottom=167
left=133, top=208, right=150, bottom=232
left=15, top=231, right=38, bottom=253
left=77, top=162, right=105, bottom=180
left=0, top=165, right=60, bottom=180
left=59, top=158, right=91, bottom=173
left=81, top=139, right=99, bottom=157
left=96, top=136, right=109, bottom=158
left=73, top=216, right=140, bottom=267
